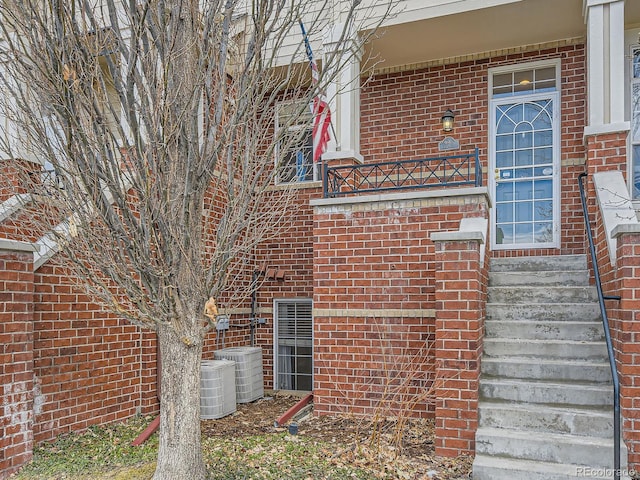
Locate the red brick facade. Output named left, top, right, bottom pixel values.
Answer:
left=583, top=130, right=640, bottom=468
left=2, top=31, right=640, bottom=474
left=360, top=43, right=587, bottom=258
left=32, top=262, right=159, bottom=444
left=312, top=191, right=489, bottom=421
left=432, top=234, right=488, bottom=456
left=0, top=243, right=35, bottom=480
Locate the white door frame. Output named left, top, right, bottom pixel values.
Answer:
left=488, top=62, right=561, bottom=250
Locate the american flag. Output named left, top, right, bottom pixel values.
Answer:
left=299, top=20, right=331, bottom=163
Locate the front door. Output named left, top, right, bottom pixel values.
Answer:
left=490, top=86, right=560, bottom=249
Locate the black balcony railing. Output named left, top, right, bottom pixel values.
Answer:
left=323, top=148, right=481, bottom=198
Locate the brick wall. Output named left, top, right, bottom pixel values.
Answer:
left=32, top=262, right=159, bottom=444
left=584, top=130, right=640, bottom=469
left=361, top=43, right=587, bottom=257
left=432, top=234, right=487, bottom=456
left=249, top=186, right=319, bottom=388
left=312, top=189, right=489, bottom=418
left=0, top=159, right=40, bottom=202
left=0, top=155, right=161, bottom=475
left=0, top=242, right=35, bottom=480
left=614, top=231, right=640, bottom=468
left=0, top=39, right=595, bottom=471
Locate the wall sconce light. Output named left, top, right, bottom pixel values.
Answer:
left=441, top=109, right=455, bottom=132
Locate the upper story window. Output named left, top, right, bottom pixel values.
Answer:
left=275, top=101, right=316, bottom=184
left=631, top=46, right=640, bottom=198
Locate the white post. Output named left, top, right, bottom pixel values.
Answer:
left=322, top=23, right=363, bottom=163
left=584, top=0, right=630, bottom=134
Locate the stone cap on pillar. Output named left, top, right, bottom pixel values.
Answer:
left=431, top=217, right=488, bottom=263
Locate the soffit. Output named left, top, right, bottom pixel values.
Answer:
left=363, top=0, right=586, bottom=71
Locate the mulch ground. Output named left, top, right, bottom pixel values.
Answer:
left=201, top=393, right=473, bottom=480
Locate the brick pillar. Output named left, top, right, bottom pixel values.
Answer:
left=613, top=228, right=640, bottom=469
left=584, top=129, right=634, bottom=467
left=138, top=330, right=159, bottom=415
left=431, top=232, right=486, bottom=457
left=0, top=240, right=35, bottom=480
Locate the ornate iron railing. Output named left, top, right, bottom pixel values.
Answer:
left=323, top=148, right=481, bottom=198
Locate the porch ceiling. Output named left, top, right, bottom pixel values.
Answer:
left=364, top=0, right=587, bottom=71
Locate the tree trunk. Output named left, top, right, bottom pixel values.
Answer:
left=153, top=322, right=207, bottom=480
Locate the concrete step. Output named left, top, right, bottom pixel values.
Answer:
left=483, top=338, right=608, bottom=360
left=487, top=303, right=601, bottom=322
left=473, top=454, right=630, bottom=480
left=489, top=269, right=590, bottom=287
left=475, top=427, right=621, bottom=468
left=478, top=400, right=613, bottom=437
left=491, top=254, right=587, bottom=272
left=485, top=320, right=605, bottom=342
left=481, top=357, right=612, bottom=382
left=480, top=378, right=612, bottom=406
left=488, top=285, right=598, bottom=304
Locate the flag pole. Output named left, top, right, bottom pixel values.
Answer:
left=298, top=19, right=339, bottom=151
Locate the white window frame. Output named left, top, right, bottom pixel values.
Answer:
left=273, top=298, right=313, bottom=392
left=488, top=59, right=562, bottom=250
left=625, top=28, right=640, bottom=202
left=274, top=100, right=318, bottom=184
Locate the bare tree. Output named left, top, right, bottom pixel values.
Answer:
left=0, top=0, right=392, bottom=478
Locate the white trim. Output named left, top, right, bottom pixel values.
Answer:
left=585, top=0, right=623, bottom=7
left=587, top=3, right=605, bottom=126
left=583, top=122, right=631, bottom=137
left=0, top=238, right=37, bottom=253
left=625, top=27, right=640, bottom=198
left=612, top=223, right=640, bottom=237
left=274, top=100, right=317, bottom=185
left=321, top=150, right=364, bottom=163
left=488, top=60, right=561, bottom=250
left=610, top=0, right=626, bottom=124
left=431, top=230, right=484, bottom=242
left=0, top=193, right=32, bottom=223
left=310, top=186, right=490, bottom=208
left=488, top=58, right=563, bottom=78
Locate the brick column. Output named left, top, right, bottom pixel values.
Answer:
left=431, top=231, right=486, bottom=457
left=0, top=240, right=35, bottom=480
left=612, top=226, right=640, bottom=469
left=138, top=330, right=160, bottom=415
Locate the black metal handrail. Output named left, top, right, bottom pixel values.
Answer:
left=323, top=148, right=481, bottom=198
left=578, top=172, right=621, bottom=479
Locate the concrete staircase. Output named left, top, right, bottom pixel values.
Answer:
left=472, top=254, right=627, bottom=480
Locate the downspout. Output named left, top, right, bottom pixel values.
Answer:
left=250, top=270, right=258, bottom=347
